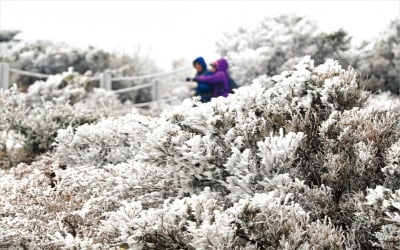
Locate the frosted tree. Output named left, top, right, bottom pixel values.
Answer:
left=216, top=14, right=352, bottom=86
left=0, top=30, right=20, bottom=42
left=356, top=17, right=400, bottom=94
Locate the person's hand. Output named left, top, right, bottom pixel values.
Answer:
left=185, top=80, right=197, bottom=88
left=185, top=77, right=194, bottom=82
left=189, top=82, right=197, bottom=88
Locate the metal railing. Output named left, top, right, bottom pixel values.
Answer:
left=0, top=62, right=191, bottom=107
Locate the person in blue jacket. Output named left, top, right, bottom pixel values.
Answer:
left=188, top=57, right=213, bottom=103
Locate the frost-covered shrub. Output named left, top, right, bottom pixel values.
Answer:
left=316, top=108, right=400, bottom=199
left=113, top=57, right=397, bottom=249
left=3, top=56, right=400, bottom=249
left=356, top=17, right=400, bottom=94
left=0, top=87, right=99, bottom=166
left=365, top=92, right=400, bottom=114
left=137, top=57, right=368, bottom=196
left=382, top=138, right=400, bottom=190
left=0, top=86, right=30, bottom=167
left=14, top=101, right=99, bottom=155
left=352, top=186, right=400, bottom=249
left=221, top=131, right=305, bottom=201
left=104, top=189, right=346, bottom=249
left=216, top=14, right=352, bottom=85
left=25, top=68, right=124, bottom=114
left=0, top=156, right=173, bottom=249
left=55, top=111, right=154, bottom=166
left=0, top=69, right=126, bottom=167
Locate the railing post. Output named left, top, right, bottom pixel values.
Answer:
left=99, top=73, right=104, bottom=89
left=0, top=62, right=10, bottom=89
left=100, top=72, right=112, bottom=90
left=152, top=80, right=161, bottom=101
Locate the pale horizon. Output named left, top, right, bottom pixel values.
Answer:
left=1, top=0, right=399, bottom=70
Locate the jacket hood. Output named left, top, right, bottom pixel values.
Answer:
left=193, top=57, right=207, bottom=73
left=214, top=58, right=228, bottom=72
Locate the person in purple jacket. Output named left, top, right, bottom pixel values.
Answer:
left=194, top=58, right=232, bottom=98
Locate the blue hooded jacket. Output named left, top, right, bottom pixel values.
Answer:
left=193, top=57, right=213, bottom=102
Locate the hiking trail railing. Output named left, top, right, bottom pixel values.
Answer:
left=0, top=62, right=191, bottom=107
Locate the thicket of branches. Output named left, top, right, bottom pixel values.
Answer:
left=1, top=57, right=399, bottom=249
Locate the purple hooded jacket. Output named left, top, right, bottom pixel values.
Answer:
left=194, top=58, right=231, bottom=98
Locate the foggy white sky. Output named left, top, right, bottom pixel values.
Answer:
left=1, top=0, right=399, bottom=70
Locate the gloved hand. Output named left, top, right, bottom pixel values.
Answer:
left=189, top=82, right=197, bottom=88
left=185, top=77, right=194, bottom=82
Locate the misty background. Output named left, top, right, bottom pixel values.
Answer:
left=1, top=0, right=399, bottom=70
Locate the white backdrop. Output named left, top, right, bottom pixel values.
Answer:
left=1, top=0, right=399, bottom=70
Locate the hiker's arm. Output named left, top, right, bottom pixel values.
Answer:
left=195, top=72, right=224, bottom=84
left=196, top=83, right=213, bottom=93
